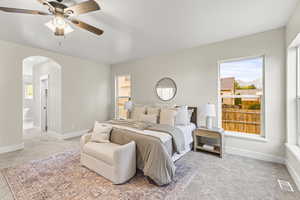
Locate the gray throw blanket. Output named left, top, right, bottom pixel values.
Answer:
left=110, top=128, right=175, bottom=185
left=106, top=120, right=185, bottom=185
left=108, top=120, right=185, bottom=153
left=147, top=123, right=186, bottom=153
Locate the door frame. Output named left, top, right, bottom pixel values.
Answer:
left=40, top=74, right=49, bottom=132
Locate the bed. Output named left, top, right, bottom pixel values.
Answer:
left=103, top=107, right=197, bottom=186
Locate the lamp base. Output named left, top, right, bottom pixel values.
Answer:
left=206, top=117, right=213, bottom=129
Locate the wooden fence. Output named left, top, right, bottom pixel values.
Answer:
left=222, top=108, right=260, bottom=134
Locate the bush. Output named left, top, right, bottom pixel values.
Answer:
left=234, top=98, right=242, bottom=106
left=248, top=103, right=260, bottom=110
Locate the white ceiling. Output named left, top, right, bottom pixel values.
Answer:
left=0, top=0, right=298, bottom=64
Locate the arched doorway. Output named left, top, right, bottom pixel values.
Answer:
left=22, top=56, right=62, bottom=137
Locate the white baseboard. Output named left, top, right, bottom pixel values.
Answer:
left=61, top=129, right=89, bottom=140
left=285, top=144, right=300, bottom=191
left=46, top=130, right=63, bottom=139
left=286, top=160, right=300, bottom=191
left=47, top=129, right=89, bottom=140
left=226, top=146, right=285, bottom=164
left=0, top=143, right=24, bottom=154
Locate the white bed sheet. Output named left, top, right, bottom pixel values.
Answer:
left=175, top=123, right=196, bottom=149
left=172, top=123, right=196, bottom=161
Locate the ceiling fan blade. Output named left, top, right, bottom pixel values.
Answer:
left=65, top=0, right=100, bottom=15
left=70, top=19, right=103, bottom=35
left=0, top=7, right=50, bottom=15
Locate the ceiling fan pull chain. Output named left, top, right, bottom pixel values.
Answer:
left=58, top=35, right=66, bottom=46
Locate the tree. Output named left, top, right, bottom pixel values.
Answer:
left=248, top=84, right=256, bottom=89
left=234, top=81, right=240, bottom=90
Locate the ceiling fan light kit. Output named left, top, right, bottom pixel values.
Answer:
left=0, top=0, right=103, bottom=37
left=45, top=16, right=74, bottom=36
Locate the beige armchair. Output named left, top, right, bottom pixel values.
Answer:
left=80, top=134, right=136, bottom=184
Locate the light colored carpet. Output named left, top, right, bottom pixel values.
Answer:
left=0, top=128, right=300, bottom=200
left=1, top=151, right=196, bottom=200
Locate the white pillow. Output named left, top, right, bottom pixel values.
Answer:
left=155, top=103, right=176, bottom=109
left=131, top=105, right=146, bottom=120
left=91, top=122, right=112, bottom=143
left=160, top=108, right=177, bottom=126
left=175, top=105, right=189, bottom=126
left=139, top=114, right=157, bottom=123
left=147, top=107, right=160, bottom=116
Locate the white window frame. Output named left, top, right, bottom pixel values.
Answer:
left=218, top=55, right=266, bottom=140
left=296, top=47, right=300, bottom=146
left=24, top=83, right=33, bottom=99
left=115, top=74, right=131, bottom=119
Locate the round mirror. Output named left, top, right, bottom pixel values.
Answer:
left=155, top=77, right=177, bottom=101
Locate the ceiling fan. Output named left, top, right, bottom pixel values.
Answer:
left=0, top=0, right=103, bottom=36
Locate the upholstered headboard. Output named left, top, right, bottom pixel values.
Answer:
left=188, top=107, right=198, bottom=127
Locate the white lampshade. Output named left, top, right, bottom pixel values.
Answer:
left=45, top=17, right=74, bottom=36
left=124, top=100, right=133, bottom=111
left=205, top=103, right=216, bottom=117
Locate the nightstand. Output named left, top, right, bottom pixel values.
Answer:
left=193, top=127, right=224, bottom=158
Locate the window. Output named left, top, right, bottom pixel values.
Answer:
left=297, top=47, right=300, bottom=145
left=219, top=56, right=264, bottom=136
left=115, top=75, right=131, bottom=119
left=24, top=84, right=33, bottom=99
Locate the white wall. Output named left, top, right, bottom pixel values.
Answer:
left=0, top=39, right=111, bottom=152
left=286, top=2, right=300, bottom=47
left=112, top=28, right=286, bottom=161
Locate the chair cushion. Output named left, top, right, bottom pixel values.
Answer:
left=83, top=142, right=120, bottom=165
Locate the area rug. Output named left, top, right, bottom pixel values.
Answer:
left=1, top=150, right=197, bottom=200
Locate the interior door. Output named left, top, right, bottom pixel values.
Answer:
left=41, top=78, right=48, bottom=132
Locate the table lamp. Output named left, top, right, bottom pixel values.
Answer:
left=124, top=99, right=133, bottom=119
left=205, top=103, right=216, bottom=129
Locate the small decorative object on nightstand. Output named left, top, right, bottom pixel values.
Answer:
left=193, top=127, right=224, bottom=158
